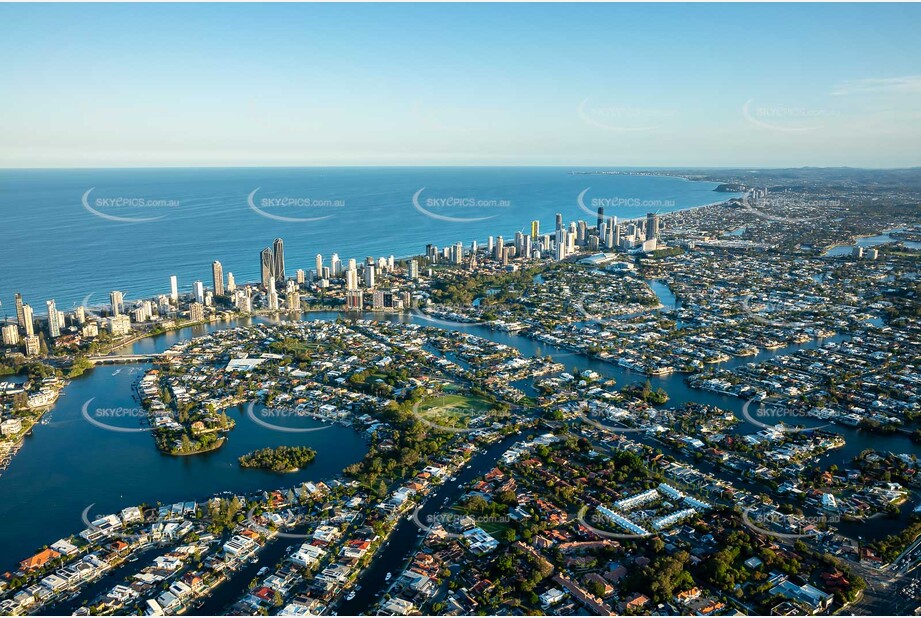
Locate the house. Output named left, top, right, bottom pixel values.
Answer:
left=20, top=548, right=61, bottom=572
left=381, top=597, right=415, bottom=615
left=625, top=593, right=650, bottom=611
left=769, top=580, right=834, bottom=613
left=540, top=588, right=566, bottom=608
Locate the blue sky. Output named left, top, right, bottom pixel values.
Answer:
left=1, top=3, right=919, bottom=168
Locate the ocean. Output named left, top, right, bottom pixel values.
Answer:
left=0, top=167, right=733, bottom=312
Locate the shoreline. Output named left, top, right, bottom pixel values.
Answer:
left=1, top=174, right=740, bottom=317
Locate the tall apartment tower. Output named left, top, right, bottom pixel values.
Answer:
left=260, top=247, right=274, bottom=289
left=346, top=267, right=359, bottom=291
left=170, top=275, right=179, bottom=302
left=14, top=293, right=24, bottom=331
left=272, top=238, right=286, bottom=283
left=46, top=300, right=61, bottom=338
left=212, top=261, right=224, bottom=296
left=21, top=304, right=35, bottom=337
left=110, top=291, right=124, bottom=316
left=646, top=212, right=660, bottom=239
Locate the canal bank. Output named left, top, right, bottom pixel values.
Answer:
left=4, top=294, right=918, bottom=578
left=337, top=431, right=526, bottom=615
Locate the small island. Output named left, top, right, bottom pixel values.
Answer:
left=238, top=446, right=317, bottom=473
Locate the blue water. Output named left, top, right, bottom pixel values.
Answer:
left=824, top=230, right=921, bottom=256
left=0, top=167, right=734, bottom=311
left=0, top=359, right=368, bottom=561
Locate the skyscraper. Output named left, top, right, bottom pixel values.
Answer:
left=260, top=247, right=274, bottom=289
left=14, top=293, right=24, bottom=331
left=346, top=267, right=359, bottom=291
left=331, top=253, right=342, bottom=277
left=597, top=206, right=604, bottom=231
left=2, top=324, right=19, bottom=346
left=46, top=300, right=61, bottom=338
left=227, top=272, right=236, bottom=292
left=531, top=220, right=540, bottom=240
left=110, top=290, right=124, bottom=316
left=21, top=304, right=34, bottom=337
left=193, top=281, right=205, bottom=304
left=170, top=275, right=179, bottom=302
left=273, top=238, right=285, bottom=284
left=646, top=212, right=660, bottom=240
left=211, top=261, right=224, bottom=296
left=315, top=254, right=323, bottom=280
left=267, top=276, right=279, bottom=311
left=364, top=265, right=375, bottom=289
left=555, top=213, right=563, bottom=231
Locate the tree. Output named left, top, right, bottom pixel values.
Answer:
left=587, top=580, right=606, bottom=598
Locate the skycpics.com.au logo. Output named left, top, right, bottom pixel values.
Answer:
left=412, top=188, right=510, bottom=223
left=740, top=192, right=831, bottom=224
left=411, top=508, right=511, bottom=539
left=411, top=301, right=520, bottom=329
left=82, top=188, right=179, bottom=223
left=740, top=294, right=823, bottom=329
left=741, top=398, right=828, bottom=434
left=574, top=403, right=650, bottom=434
left=81, top=398, right=151, bottom=433
left=742, top=506, right=840, bottom=540
left=247, top=188, right=345, bottom=223
left=571, top=296, right=627, bottom=329
left=411, top=305, right=476, bottom=329
left=78, top=291, right=110, bottom=322
left=246, top=402, right=335, bottom=434
left=577, top=98, right=674, bottom=132
left=79, top=502, right=313, bottom=544
left=410, top=399, right=498, bottom=434
left=742, top=98, right=839, bottom=133
left=577, top=188, right=675, bottom=219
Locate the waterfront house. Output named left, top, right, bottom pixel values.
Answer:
left=20, top=548, right=61, bottom=573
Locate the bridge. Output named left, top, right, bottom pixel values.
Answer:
left=88, top=353, right=165, bottom=364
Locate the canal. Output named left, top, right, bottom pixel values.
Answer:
left=3, top=278, right=918, bottom=598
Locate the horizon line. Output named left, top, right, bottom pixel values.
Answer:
left=1, top=164, right=920, bottom=172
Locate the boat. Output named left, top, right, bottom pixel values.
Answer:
left=346, top=591, right=356, bottom=601
left=384, top=572, right=392, bottom=582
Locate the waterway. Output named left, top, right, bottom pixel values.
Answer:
left=2, top=279, right=918, bottom=585
left=824, top=229, right=921, bottom=257
left=0, top=357, right=367, bottom=563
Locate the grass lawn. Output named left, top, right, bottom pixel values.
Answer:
left=417, top=393, right=493, bottom=428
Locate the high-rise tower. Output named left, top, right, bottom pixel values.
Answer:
left=260, top=247, right=274, bottom=289
left=212, top=261, right=224, bottom=296
left=272, top=238, right=285, bottom=284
